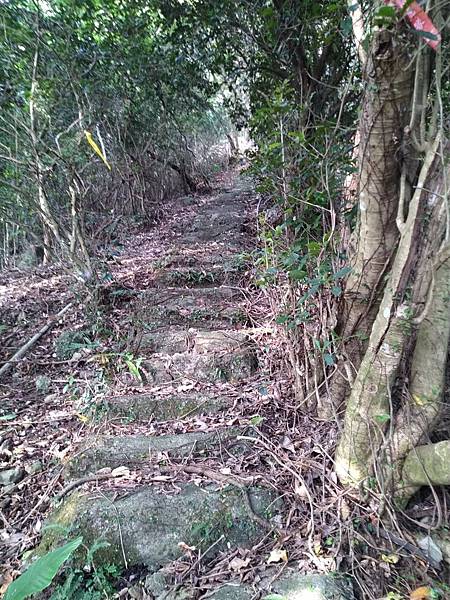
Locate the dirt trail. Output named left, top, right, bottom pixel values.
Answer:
left=0, top=171, right=351, bottom=599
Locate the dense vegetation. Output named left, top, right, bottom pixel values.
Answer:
left=0, top=0, right=230, bottom=275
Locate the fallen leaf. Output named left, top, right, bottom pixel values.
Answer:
left=0, top=572, right=13, bottom=596
left=339, top=499, right=350, bottom=520
left=178, top=542, right=196, bottom=553
left=417, top=535, right=443, bottom=564
left=229, top=556, right=251, bottom=571
left=111, top=466, right=130, bottom=478
left=314, top=542, right=323, bottom=556
left=294, top=481, right=309, bottom=498
left=76, top=413, right=89, bottom=423
left=267, top=548, right=288, bottom=564
left=97, top=467, right=112, bottom=475
left=410, top=587, right=432, bottom=600
left=381, top=553, right=399, bottom=564
left=281, top=435, right=295, bottom=453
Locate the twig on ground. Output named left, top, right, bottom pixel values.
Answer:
left=0, top=302, right=72, bottom=380
left=55, top=472, right=118, bottom=502
left=173, top=464, right=281, bottom=533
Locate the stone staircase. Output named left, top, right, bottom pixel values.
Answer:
left=41, top=176, right=354, bottom=599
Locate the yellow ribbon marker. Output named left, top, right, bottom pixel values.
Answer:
left=84, top=130, right=111, bottom=170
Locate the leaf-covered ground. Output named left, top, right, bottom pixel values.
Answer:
left=0, top=170, right=445, bottom=599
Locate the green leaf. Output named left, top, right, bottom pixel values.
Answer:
left=250, top=415, right=264, bottom=426
left=376, top=6, right=396, bottom=19
left=415, top=30, right=439, bottom=41
left=399, top=0, right=415, bottom=16
left=340, top=16, right=353, bottom=36
left=374, top=413, right=390, bottom=425
left=289, top=269, right=306, bottom=281
left=0, top=414, right=17, bottom=421
left=331, top=285, right=342, bottom=297
left=324, top=353, right=335, bottom=366
left=125, top=359, right=142, bottom=381
left=263, top=595, right=287, bottom=600
left=275, top=314, right=290, bottom=324
left=333, top=266, right=351, bottom=280
left=4, top=537, right=83, bottom=600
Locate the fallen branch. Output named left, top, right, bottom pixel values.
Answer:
left=375, top=527, right=442, bottom=570
left=0, top=302, right=72, bottom=381
left=55, top=472, right=118, bottom=502
left=173, top=464, right=281, bottom=533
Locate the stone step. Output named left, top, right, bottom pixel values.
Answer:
left=41, top=482, right=279, bottom=571
left=105, top=389, right=230, bottom=422
left=140, top=329, right=258, bottom=384
left=137, top=286, right=246, bottom=330
left=179, top=194, right=248, bottom=244
left=156, top=262, right=245, bottom=287
left=141, top=328, right=250, bottom=354
left=144, top=569, right=355, bottom=600
left=67, top=429, right=242, bottom=477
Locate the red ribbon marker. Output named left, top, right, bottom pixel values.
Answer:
left=385, top=0, right=441, bottom=50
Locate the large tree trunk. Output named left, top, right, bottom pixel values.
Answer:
left=320, top=29, right=414, bottom=418
left=335, top=137, right=448, bottom=487
left=334, top=7, right=450, bottom=504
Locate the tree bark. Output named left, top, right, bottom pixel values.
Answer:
left=335, top=136, right=444, bottom=486
left=321, top=30, right=415, bottom=418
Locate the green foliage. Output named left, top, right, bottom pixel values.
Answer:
left=55, top=330, right=97, bottom=360
left=0, top=0, right=231, bottom=268
left=4, top=537, right=83, bottom=600
left=49, top=562, right=120, bottom=600
left=122, top=352, right=144, bottom=382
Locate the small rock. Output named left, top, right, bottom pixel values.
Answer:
left=0, top=438, right=13, bottom=458
left=207, top=585, right=251, bottom=600
left=35, top=375, right=51, bottom=394
left=195, top=571, right=354, bottom=600
left=44, top=393, right=59, bottom=403
left=128, top=585, right=144, bottom=599
left=418, top=535, right=443, bottom=565
left=0, top=467, right=25, bottom=486
left=145, top=571, right=168, bottom=596
left=26, top=460, right=43, bottom=475
left=0, top=497, right=11, bottom=509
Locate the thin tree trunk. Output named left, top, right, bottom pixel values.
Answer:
left=29, top=38, right=63, bottom=262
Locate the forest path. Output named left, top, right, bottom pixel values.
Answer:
left=1, top=171, right=351, bottom=600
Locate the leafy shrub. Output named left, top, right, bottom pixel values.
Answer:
left=54, top=331, right=97, bottom=360
left=4, top=538, right=82, bottom=600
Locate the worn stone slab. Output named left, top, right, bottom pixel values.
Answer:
left=181, top=196, right=247, bottom=244
left=67, top=429, right=240, bottom=477
left=137, top=287, right=245, bottom=329
left=145, top=349, right=257, bottom=384
left=139, top=329, right=258, bottom=384
left=105, top=390, right=229, bottom=422
left=141, top=328, right=253, bottom=355
left=156, top=263, right=244, bottom=287
left=41, top=484, right=280, bottom=571
left=269, top=572, right=354, bottom=600
left=193, top=329, right=250, bottom=353
left=143, top=568, right=354, bottom=600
